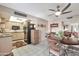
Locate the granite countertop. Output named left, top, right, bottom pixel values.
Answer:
left=6, top=30, right=24, bottom=33
left=0, top=33, right=12, bottom=38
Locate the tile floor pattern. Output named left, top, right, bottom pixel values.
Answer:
left=12, top=39, right=50, bottom=56
left=12, top=39, right=79, bottom=56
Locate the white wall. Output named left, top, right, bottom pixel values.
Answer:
left=48, top=20, right=63, bottom=32
left=48, top=17, right=79, bottom=33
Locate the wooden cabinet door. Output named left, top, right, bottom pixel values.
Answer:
left=31, top=30, right=39, bottom=44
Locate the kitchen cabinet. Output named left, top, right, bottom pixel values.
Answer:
left=11, top=32, right=24, bottom=41
left=0, top=34, right=12, bottom=56
left=31, top=30, right=39, bottom=44
left=0, top=17, right=6, bottom=24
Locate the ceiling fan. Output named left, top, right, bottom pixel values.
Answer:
left=67, top=16, right=73, bottom=19
left=48, top=3, right=72, bottom=17
left=67, top=15, right=79, bottom=19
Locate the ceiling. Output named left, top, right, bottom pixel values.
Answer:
left=0, top=3, right=79, bottom=21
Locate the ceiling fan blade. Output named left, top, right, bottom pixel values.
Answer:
left=57, top=5, right=60, bottom=11
left=56, top=15, right=59, bottom=17
left=67, top=16, right=73, bottom=19
left=49, top=9, right=56, bottom=12
left=62, top=3, right=71, bottom=12
left=62, top=11, right=72, bottom=14
left=48, top=13, right=54, bottom=16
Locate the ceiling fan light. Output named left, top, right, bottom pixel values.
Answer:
left=55, top=12, right=61, bottom=16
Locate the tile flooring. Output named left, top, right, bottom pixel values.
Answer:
left=12, top=39, right=49, bottom=56
left=12, top=39, right=79, bottom=56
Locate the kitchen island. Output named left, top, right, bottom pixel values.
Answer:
left=0, top=33, right=13, bottom=56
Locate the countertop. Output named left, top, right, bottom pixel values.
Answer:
left=0, top=33, right=12, bottom=38
left=5, top=30, right=24, bottom=33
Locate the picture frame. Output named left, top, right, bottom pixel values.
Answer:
left=50, top=23, right=58, bottom=27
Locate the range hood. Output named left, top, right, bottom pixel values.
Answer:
left=14, top=12, right=27, bottom=17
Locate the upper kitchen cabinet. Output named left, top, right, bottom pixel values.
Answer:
left=0, top=17, right=5, bottom=24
